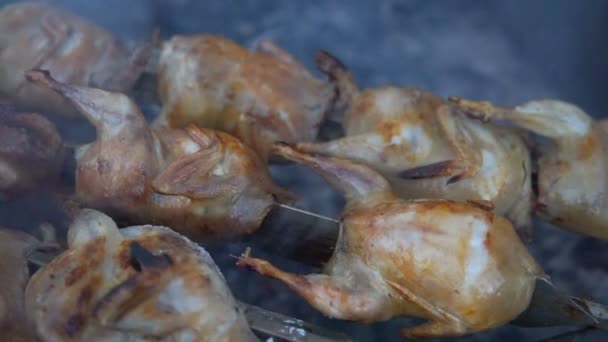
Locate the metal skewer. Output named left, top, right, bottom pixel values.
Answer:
left=251, top=204, right=608, bottom=332
left=242, top=201, right=341, bottom=268
left=275, top=203, right=340, bottom=224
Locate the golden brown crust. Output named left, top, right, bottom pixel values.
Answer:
left=296, top=86, right=533, bottom=237
left=156, top=34, right=334, bottom=160
left=26, top=210, right=258, bottom=341
left=239, top=147, right=541, bottom=339
left=26, top=70, right=288, bottom=240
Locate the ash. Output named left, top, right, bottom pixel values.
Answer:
left=1, top=0, right=607, bottom=341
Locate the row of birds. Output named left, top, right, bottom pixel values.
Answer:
left=0, top=1, right=606, bottom=340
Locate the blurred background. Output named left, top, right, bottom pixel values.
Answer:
left=1, top=0, right=608, bottom=341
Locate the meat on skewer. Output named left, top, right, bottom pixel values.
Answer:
left=154, top=34, right=339, bottom=160
left=238, top=143, right=543, bottom=339
left=451, top=97, right=608, bottom=240
left=26, top=209, right=258, bottom=341
left=26, top=69, right=291, bottom=240
left=295, top=54, right=533, bottom=239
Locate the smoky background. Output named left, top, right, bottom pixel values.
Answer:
left=1, top=0, right=607, bottom=341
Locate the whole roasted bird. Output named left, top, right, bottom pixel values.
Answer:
left=26, top=209, right=258, bottom=341
left=295, top=55, right=533, bottom=238
left=239, top=144, right=543, bottom=339
left=26, top=69, right=290, bottom=240
left=154, top=34, right=339, bottom=160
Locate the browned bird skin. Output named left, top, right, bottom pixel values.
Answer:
left=155, top=34, right=335, bottom=160
left=238, top=144, right=542, bottom=339
left=0, top=2, right=150, bottom=118
left=26, top=69, right=289, bottom=241
left=295, top=63, right=533, bottom=238
left=26, top=209, right=258, bottom=341
left=451, top=97, right=608, bottom=240
left=0, top=105, right=64, bottom=197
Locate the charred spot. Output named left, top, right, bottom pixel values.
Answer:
left=63, top=313, right=86, bottom=338
left=92, top=275, right=139, bottom=318
left=117, top=244, right=133, bottom=270
left=65, top=265, right=86, bottom=287
left=128, top=241, right=173, bottom=272
left=77, top=284, right=94, bottom=310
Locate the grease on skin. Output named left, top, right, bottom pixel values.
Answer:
left=239, top=145, right=542, bottom=339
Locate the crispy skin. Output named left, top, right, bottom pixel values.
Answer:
left=26, top=209, right=258, bottom=341
left=0, top=2, right=149, bottom=118
left=297, top=86, right=533, bottom=238
left=0, top=105, right=64, bottom=197
left=155, top=34, right=334, bottom=160
left=452, top=98, right=608, bottom=239
left=240, top=144, right=541, bottom=339
left=148, top=126, right=292, bottom=239
left=27, top=70, right=288, bottom=240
